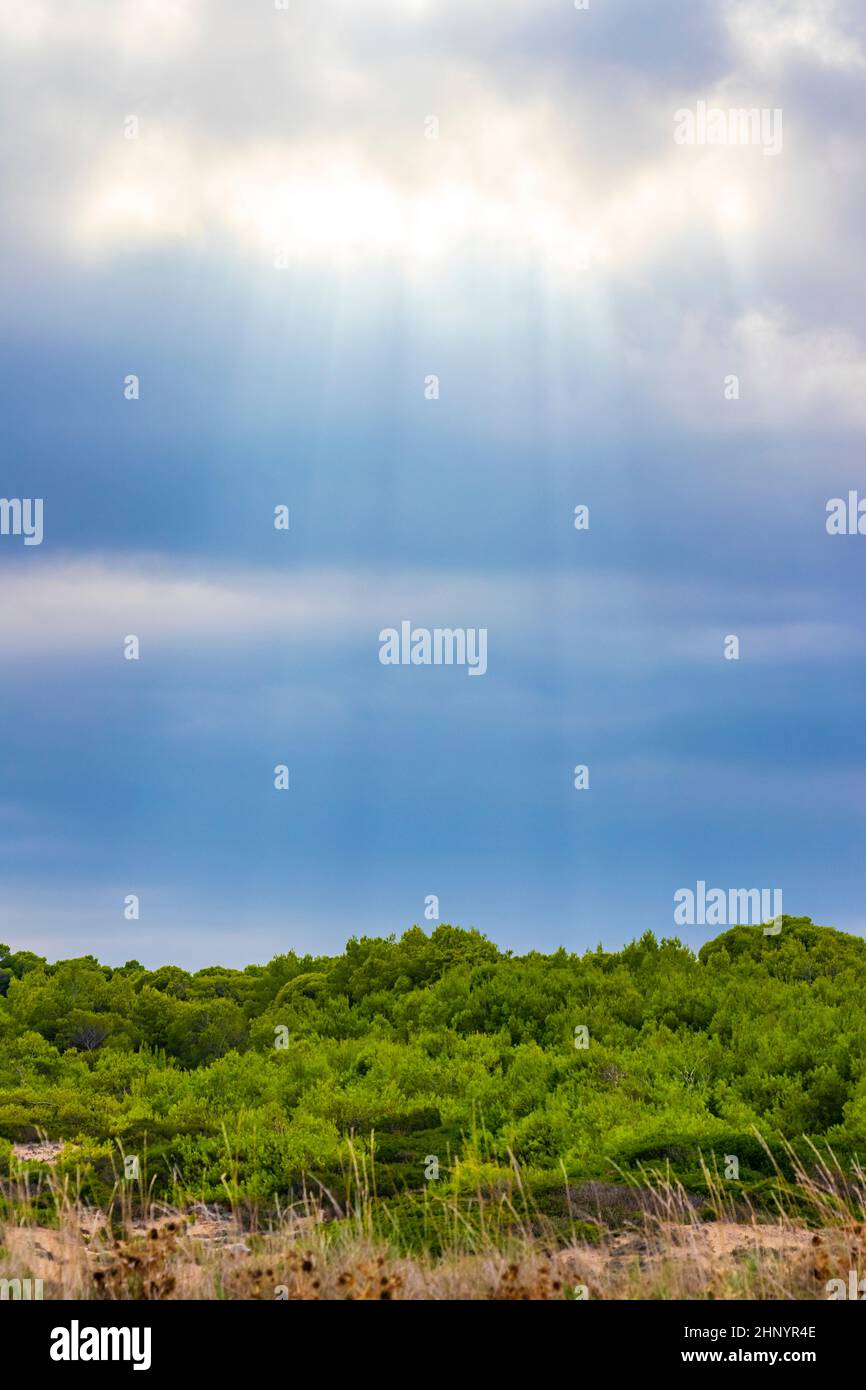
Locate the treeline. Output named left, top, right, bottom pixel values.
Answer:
left=1, top=917, right=865, bottom=1205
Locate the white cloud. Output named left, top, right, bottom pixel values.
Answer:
left=0, top=0, right=203, bottom=56
left=726, top=0, right=866, bottom=74
left=0, top=556, right=853, bottom=670
left=733, top=311, right=866, bottom=421
left=2, top=0, right=865, bottom=421
left=3, top=0, right=851, bottom=285
left=66, top=100, right=794, bottom=282
left=643, top=307, right=866, bottom=429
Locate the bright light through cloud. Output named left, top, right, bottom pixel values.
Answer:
left=71, top=128, right=771, bottom=282
left=715, top=185, right=751, bottom=228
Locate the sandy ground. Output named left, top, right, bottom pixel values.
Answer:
left=1, top=1217, right=824, bottom=1300
left=10, top=1141, right=65, bottom=1163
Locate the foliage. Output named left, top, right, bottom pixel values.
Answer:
left=1, top=918, right=864, bottom=1207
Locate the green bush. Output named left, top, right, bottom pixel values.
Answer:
left=0, top=918, right=863, bottom=1208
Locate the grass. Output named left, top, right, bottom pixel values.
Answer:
left=1, top=1133, right=865, bottom=1299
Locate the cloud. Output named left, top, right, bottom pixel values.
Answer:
left=0, top=0, right=858, bottom=292
left=635, top=306, right=866, bottom=429
left=725, top=0, right=866, bottom=74
left=0, top=555, right=856, bottom=672
left=0, top=0, right=203, bottom=56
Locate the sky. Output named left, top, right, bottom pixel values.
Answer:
left=0, top=0, right=864, bottom=967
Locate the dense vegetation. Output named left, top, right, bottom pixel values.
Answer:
left=1, top=917, right=864, bottom=1220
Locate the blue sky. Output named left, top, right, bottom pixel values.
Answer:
left=1, top=0, right=864, bottom=966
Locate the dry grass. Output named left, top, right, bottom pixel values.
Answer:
left=2, top=1138, right=865, bottom=1300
